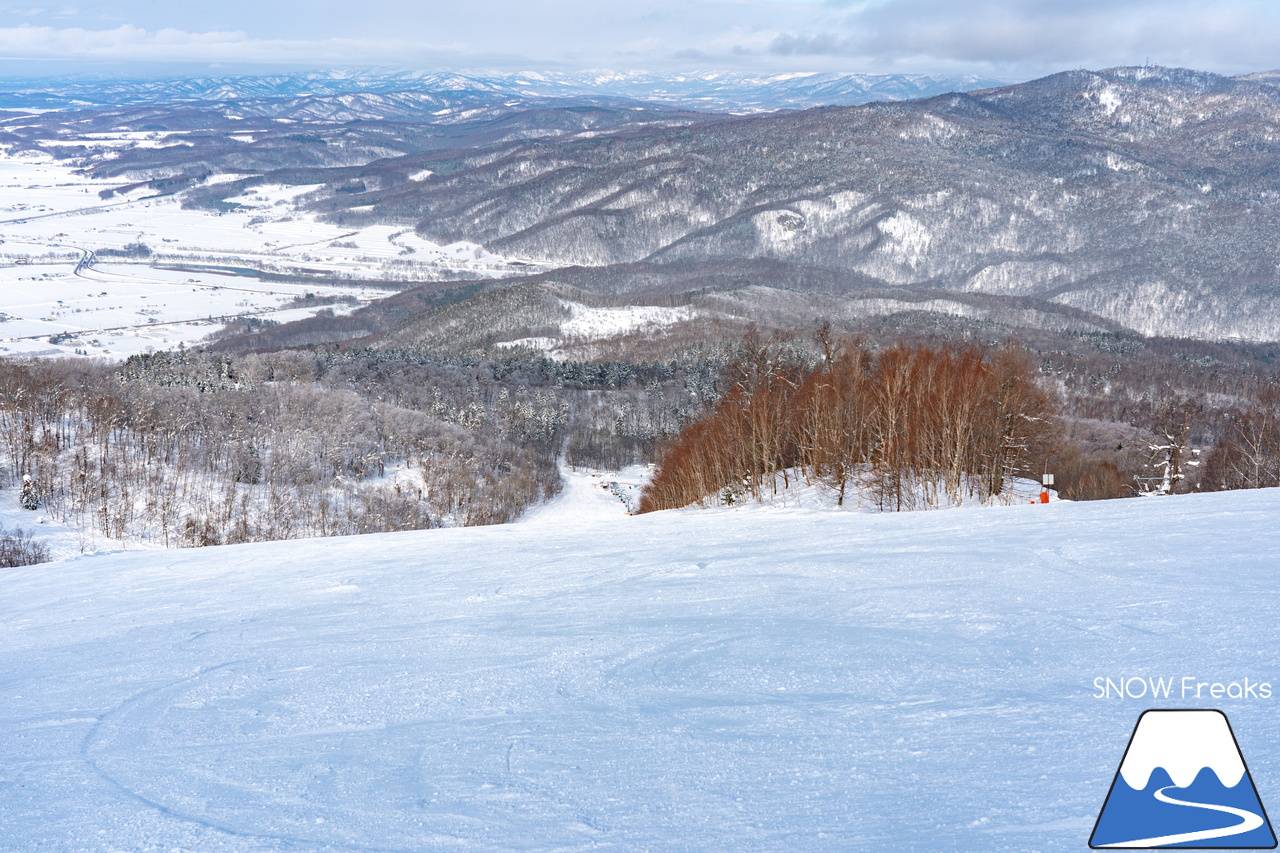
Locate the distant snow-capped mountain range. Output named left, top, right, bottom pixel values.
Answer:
left=0, top=69, right=1008, bottom=113
left=10, top=64, right=1280, bottom=341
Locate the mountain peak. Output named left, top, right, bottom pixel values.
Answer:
left=1119, top=710, right=1247, bottom=790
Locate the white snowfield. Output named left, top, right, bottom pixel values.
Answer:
left=558, top=301, right=693, bottom=340
left=3, top=473, right=1280, bottom=852
left=497, top=302, right=696, bottom=360
left=0, top=147, right=540, bottom=360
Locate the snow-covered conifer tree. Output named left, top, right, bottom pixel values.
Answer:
left=19, top=475, right=38, bottom=511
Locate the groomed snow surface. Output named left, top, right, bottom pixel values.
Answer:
left=3, top=472, right=1280, bottom=852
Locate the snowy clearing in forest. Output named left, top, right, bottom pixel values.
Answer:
left=3, top=471, right=1279, bottom=851
left=496, top=302, right=695, bottom=358
left=559, top=301, right=693, bottom=339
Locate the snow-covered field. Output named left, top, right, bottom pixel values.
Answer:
left=498, top=301, right=697, bottom=359
left=559, top=302, right=693, bottom=340
left=4, top=470, right=1279, bottom=852
left=0, top=146, right=540, bottom=359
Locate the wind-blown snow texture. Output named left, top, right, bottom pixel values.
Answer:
left=3, top=474, right=1279, bottom=852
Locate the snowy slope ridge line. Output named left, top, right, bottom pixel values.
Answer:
left=3, top=475, right=1280, bottom=851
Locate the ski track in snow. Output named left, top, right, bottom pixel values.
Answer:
left=3, top=473, right=1280, bottom=852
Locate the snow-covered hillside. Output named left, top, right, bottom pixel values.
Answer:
left=3, top=473, right=1279, bottom=851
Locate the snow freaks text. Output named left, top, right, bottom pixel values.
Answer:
left=1093, top=677, right=1273, bottom=701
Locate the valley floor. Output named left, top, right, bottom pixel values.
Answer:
left=0, top=148, right=531, bottom=360
left=2, top=474, right=1279, bottom=851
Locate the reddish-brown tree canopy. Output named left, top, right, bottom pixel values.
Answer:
left=639, top=339, right=1057, bottom=513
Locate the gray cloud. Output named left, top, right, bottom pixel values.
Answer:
left=770, top=0, right=1280, bottom=74
left=0, top=23, right=469, bottom=64
left=0, top=0, right=1275, bottom=78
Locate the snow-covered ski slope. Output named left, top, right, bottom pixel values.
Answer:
left=3, top=472, right=1280, bottom=852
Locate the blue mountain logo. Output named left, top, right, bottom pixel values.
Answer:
left=1091, top=709, right=1276, bottom=848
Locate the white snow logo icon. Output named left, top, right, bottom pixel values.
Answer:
left=1091, top=709, right=1276, bottom=848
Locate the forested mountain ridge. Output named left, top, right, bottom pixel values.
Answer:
left=299, top=66, right=1280, bottom=340
left=7, top=65, right=1280, bottom=342
left=0, top=69, right=1004, bottom=112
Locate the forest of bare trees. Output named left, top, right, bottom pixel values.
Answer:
left=2, top=322, right=1277, bottom=558
left=640, top=334, right=1060, bottom=513
left=1202, top=387, right=1280, bottom=491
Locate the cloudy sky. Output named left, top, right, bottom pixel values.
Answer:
left=0, top=0, right=1276, bottom=80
